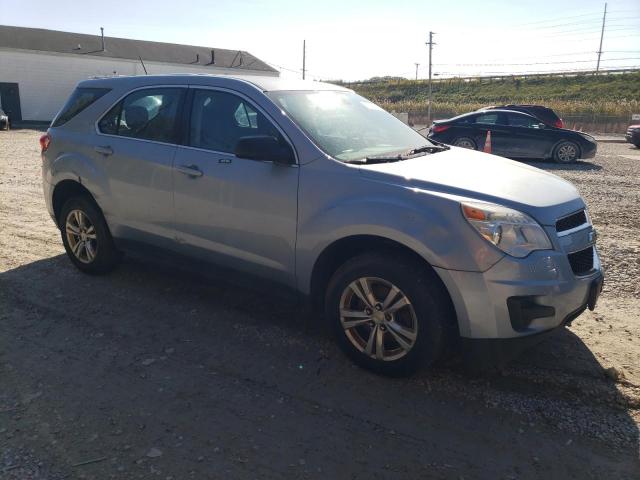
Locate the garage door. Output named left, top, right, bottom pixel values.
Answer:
left=0, top=83, right=22, bottom=122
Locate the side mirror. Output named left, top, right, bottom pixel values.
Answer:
left=234, top=135, right=295, bottom=165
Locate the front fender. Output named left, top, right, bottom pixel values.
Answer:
left=295, top=160, right=504, bottom=294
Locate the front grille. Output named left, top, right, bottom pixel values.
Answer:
left=568, top=246, right=594, bottom=276
left=556, top=210, right=587, bottom=233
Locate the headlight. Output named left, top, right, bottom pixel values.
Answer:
left=461, top=202, right=552, bottom=258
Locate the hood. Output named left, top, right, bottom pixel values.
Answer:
left=359, top=147, right=584, bottom=226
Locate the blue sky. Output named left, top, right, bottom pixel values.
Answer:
left=2, top=0, right=639, bottom=80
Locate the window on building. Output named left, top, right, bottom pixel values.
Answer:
left=98, top=88, right=185, bottom=143
left=52, top=88, right=110, bottom=127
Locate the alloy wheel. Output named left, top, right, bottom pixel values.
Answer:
left=454, top=139, right=475, bottom=149
left=65, top=209, right=98, bottom=264
left=339, top=277, right=418, bottom=361
left=557, top=143, right=577, bottom=162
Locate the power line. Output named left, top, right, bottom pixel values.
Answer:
left=433, top=66, right=639, bottom=76
left=511, top=9, right=637, bottom=27
left=511, top=16, right=639, bottom=31
left=539, top=23, right=639, bottom=36
left=435, top=50, right=640, bottom=64
left=544, top=33, right=640, bottom=42
left=513, top=11, right=603, bottom=27
left=435, top=57, right=640, bottom=67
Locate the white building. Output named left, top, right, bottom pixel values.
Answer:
left=0, top=25, right=279, bottom=122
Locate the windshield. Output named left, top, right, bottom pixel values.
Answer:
left=267, top=90, right=433, bottom=161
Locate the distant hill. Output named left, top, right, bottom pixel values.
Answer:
left=339, top=71, right=640, bottom=118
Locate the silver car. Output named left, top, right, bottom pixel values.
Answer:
left=41, top=75, right=603, bottom=374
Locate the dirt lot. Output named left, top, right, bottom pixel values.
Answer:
left=1, top=129, right=639, bottom=479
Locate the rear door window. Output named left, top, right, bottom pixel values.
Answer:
left=52, top=87, right=110, bottom=127
left=98, top=88, right=185, bottom=144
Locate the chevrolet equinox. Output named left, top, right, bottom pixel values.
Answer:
left=41, top=75, right=604, bottom=374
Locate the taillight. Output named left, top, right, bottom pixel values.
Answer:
left=554, top=119, right=564, bottom=129
left=432, top=124, right=451, bottom=134
left=40, top=133, right=51, bottom=153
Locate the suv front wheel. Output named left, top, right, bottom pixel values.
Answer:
left=60, top=196, right=120, bottom=274
left=325, top=252, right=453, bottom=375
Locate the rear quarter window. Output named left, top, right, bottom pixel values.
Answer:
left=52, top=88, right=110, bottom=127
left=474, top=113, right=500, bottom=125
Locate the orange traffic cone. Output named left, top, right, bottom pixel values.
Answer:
left=483, top=130, right=492, bottom=154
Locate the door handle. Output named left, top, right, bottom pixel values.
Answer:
left=94, top=145, right=113, bottom=156
left=176, top=164, right=203, bottom=178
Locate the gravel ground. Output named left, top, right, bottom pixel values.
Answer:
left=1, top=130, right=639, bottom=479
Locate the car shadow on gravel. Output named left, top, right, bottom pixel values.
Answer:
left=1, top=254, right=639, bottom=478
left=524, top=159, right=603, bottom=172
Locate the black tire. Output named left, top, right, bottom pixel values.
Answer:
left=452, top=137, right=477, bottom=150
left=553, top=141, right=580, bottom=163
left=59, top=196, right=120, bottom=274
left=325, top=251, right=455, bottom=376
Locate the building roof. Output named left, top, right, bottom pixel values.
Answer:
left=0, top=25, right=278, bottom=74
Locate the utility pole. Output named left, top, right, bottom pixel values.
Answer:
left=302, top=40, right=306, bottom=80
left=414, top=63, right=420, bottom=80
left=596, top=2, right=607, bottom=72
left=426, top=32, right=435, bottom=124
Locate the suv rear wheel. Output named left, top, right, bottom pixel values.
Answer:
left=325, top=252, right=453, bottom=375
left=59, top=196, right=120, bottom=274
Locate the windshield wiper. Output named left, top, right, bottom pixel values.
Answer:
left=362, top=144, right=449, bottom=163
left=404, top=144, right=450, bottom=155
left=345, top=143, right=451, bottom=164
left=362, top=154, right=404, bottom=163
left=342, top=153, right=405, bottom=164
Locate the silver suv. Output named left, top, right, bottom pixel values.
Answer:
left=41, top=75, right=603, bottom=374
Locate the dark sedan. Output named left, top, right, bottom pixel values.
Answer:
left=427, top=109, right=597, bottom=163
left=625, top=124, right=640, bottom=147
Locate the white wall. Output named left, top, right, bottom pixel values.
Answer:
left=0, top=48, right=278, bottom=121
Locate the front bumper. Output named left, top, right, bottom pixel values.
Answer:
left=625, top=130, right=640, bottom=144
left=435, top=239, right=602, bottom=339
left=581, top=141, right=597, bottom=159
